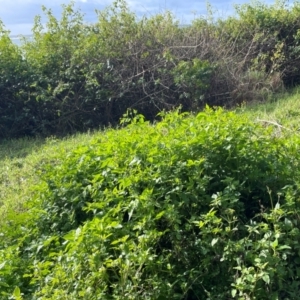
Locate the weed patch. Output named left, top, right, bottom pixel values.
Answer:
left=1, top=108, right=300, bottom=299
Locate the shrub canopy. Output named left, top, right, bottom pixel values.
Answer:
left=3, top=0, right=300, bottom=138
left=1, top=108, right=300, bottom=299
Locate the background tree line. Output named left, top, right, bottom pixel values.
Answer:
left=0, top=0, right=299, bottom=138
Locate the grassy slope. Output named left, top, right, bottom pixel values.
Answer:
left=0, top=131, right=104, bottom=227
left=1, top=88, right=300, bottom=225
left=241, top=87, right=300, bottom=130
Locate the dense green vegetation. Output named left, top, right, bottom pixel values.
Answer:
left=1, top=96, right=300, bottom=299
left=1, top=0, right=300, bottom=299
left=2, top=0, right=300, bottom=138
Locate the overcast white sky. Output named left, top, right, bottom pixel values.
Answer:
left=0, top=0, right=276, bottom=36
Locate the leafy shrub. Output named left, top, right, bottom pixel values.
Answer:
left=0, top=23, right=38, bottom=138
left=219, top=0, right=300, bottom=87
left=172, top=58, right=214, bottom=104
left=1, top=0, right=292, bottom=138
left=21, top=4, right=97, bottom=135
left=1, top=108, right=300, bottom=299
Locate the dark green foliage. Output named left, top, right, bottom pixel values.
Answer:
left=1, top=108, right=300, bottom=299
left=172, top=58, right=214, bottom=103
left=219, top=0, right=300, bottom=87
left=0, top=23, right=38, bottom=138
left=5, top=0, right=300, bottom=139
left=0, top=0, right=218, bottom=138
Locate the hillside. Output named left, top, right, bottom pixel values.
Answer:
left=2, top=0, right=300, bottom=298
left=1, top=88, right=299, bottom=225
left=1, top=90, right=300, bottom=299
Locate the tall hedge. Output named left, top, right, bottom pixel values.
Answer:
left=2, top=0, right=300, bottom=138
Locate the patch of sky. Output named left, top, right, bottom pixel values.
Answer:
left=10, top=35, right=32, bottom=45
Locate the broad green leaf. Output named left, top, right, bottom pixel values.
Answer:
left=271, top=239, right=278, bottom=249
left=12, top=287, right=21, bottom=298
left=231, top=289, right=237, bottom=298
left=211, top=238, right=219, bottom=247
left=262, top=274, right=270, bottom=284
